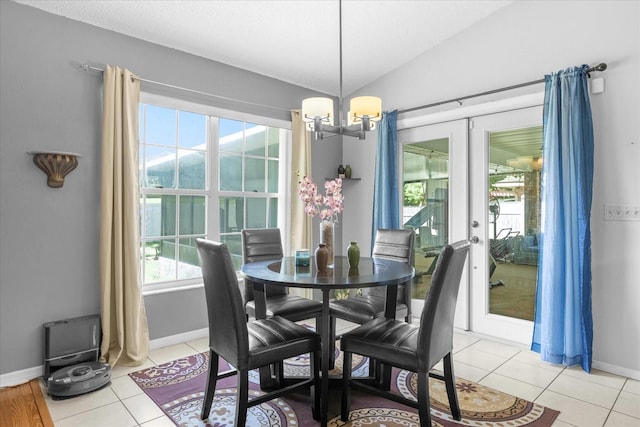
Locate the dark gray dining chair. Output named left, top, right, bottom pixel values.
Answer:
left=242, top=228, right=323, bottom=326
left=340, top=239, right=470, bottom=427
left=328, top=228, right=415, bottom=368
left=242, top=228, right=324, bottom=384
left=196, top=238, right=321, bottom=427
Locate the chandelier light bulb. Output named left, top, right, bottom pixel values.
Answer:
left=350, top=96, right=382, bottom=122
left=302, top=97, right=334, bottom=125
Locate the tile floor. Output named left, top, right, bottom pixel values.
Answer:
left=41, top=320, right=640, bottom=427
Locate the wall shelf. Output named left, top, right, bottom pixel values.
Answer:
left=27, top=150, right=81, bottom=188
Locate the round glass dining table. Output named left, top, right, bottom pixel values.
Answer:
left=241, top=255, right=414, bottom=427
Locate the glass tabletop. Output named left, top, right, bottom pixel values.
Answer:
left=241, top=255, right=414, bottom=290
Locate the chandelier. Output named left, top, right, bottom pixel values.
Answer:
left=301, top=0, right=382, bottom=140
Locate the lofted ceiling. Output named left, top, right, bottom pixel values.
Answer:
left=13, top=0, right=513, bottom=96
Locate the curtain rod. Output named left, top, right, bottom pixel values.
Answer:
left=79, top=64, right=291, bottom=113
left=81, top=62, right=607, bottom=117
left=398, top=63, right=607, bottom=115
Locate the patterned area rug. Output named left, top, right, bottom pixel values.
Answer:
left=130, top=349, right=559, bottom=426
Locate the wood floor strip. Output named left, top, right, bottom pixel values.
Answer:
left=29, top=379, right=54, bottom=427
left=0, top=379, right=53, bottom=427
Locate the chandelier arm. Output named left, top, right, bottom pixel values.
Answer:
left=305, top=113, right=333, bottom=122
left=351, top=112, right=381, bottom=122
left=300, top=0, right=381, bottom=140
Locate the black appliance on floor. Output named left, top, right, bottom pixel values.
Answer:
left=43, top=314, right=111, bottom=398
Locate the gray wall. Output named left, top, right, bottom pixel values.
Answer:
left=2, top=0, right=638, bottom=379
left=342, top=0, right=640, bottom=376
left=0, top=1, right=334, bottom=375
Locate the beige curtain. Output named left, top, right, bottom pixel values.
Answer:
left=99, top=65, right=149, bottom=366
left=290, top=110, right=313, bottom=298
left=290, top=110, right=313, bottom=251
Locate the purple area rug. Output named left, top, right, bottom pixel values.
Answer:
left=130, top=349, right=559, bottom=426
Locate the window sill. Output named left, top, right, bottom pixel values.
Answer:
left=142, top=274, right=245, bottom=296
left=143, top=282, right=204, bottom=296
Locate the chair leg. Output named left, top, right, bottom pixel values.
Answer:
left=341, top=350, right=352, bottom=422
left=379, top=363, right=392, bottom=391
left=274, top=361, right=284, bottom=388
left=200, top=349, right=219, bottom=420
left=416, top=371, right=432, bottom=427
left=315, top=314, right=323, bottom=336
left=368, top=356, right=378, bottom=380
left=235, top=369, right=249, bottom=427
left=443, top=352, right=461, bottom=420
left=329, top=316, right=336, bottom=369
left=311, top=350, right=321, bottom=420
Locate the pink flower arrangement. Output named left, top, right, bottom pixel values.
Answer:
left=298, top=176, right=344, bottom=222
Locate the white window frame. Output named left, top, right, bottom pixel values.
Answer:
left=139, top=93, right=292, bottom=295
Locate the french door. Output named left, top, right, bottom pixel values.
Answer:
left=399, top=104, right=542, bottom=344
left=398, top=119, right=469, bottom=330
left=468, top=106, right=542, bottom=343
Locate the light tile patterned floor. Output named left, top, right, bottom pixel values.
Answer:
left=41, top=320, right=640, bottom=427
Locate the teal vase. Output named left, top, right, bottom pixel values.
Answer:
left=347, top=241, right=360, bottom=268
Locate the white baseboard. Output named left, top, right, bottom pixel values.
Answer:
left=0, top=366, right=43, bottom=387
left=0, top=328, right=209, bottom=388
left=593, top=360, right=640, bottom=381
left=3, top=328, right=637, bottom=386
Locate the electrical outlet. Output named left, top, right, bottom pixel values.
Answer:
left=603, top=204, right=640, bottom=221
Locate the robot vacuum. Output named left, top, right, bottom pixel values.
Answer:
left=47, top=361, right=112, bottom=398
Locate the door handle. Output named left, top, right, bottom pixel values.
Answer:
left=470, top=236, right=480, bottom=244
left=471, top=220, right=480, bottom=228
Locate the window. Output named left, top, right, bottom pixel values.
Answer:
left=139, top=95, right=290, bottom=292
left=218, top=119, right=282, bottom=270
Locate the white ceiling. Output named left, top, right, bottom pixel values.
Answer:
left=14, top=0, right=513, bottom=96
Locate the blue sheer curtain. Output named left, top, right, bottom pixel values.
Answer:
left=531, top=65, right=594, bottom=372
left=371, top=110, right=400, bottom=249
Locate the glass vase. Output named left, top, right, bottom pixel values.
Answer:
left=319, top=219, right=334, bottom=268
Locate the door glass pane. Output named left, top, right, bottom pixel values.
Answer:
left=488, top=126, right=542, bottom=321
left=402, top=138, right=449, bottom=300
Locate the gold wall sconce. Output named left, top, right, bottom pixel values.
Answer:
left=28, top=151, right=80, bottom=188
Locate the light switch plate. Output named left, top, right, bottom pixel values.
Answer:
left=603, top=204, right=640, bottom=221
left=592, top=78, right=604, bottom=94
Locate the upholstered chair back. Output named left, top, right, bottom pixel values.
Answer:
left=196, top=239, right=250, bottom=369
left=417, top=240, right=470, bottom=371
